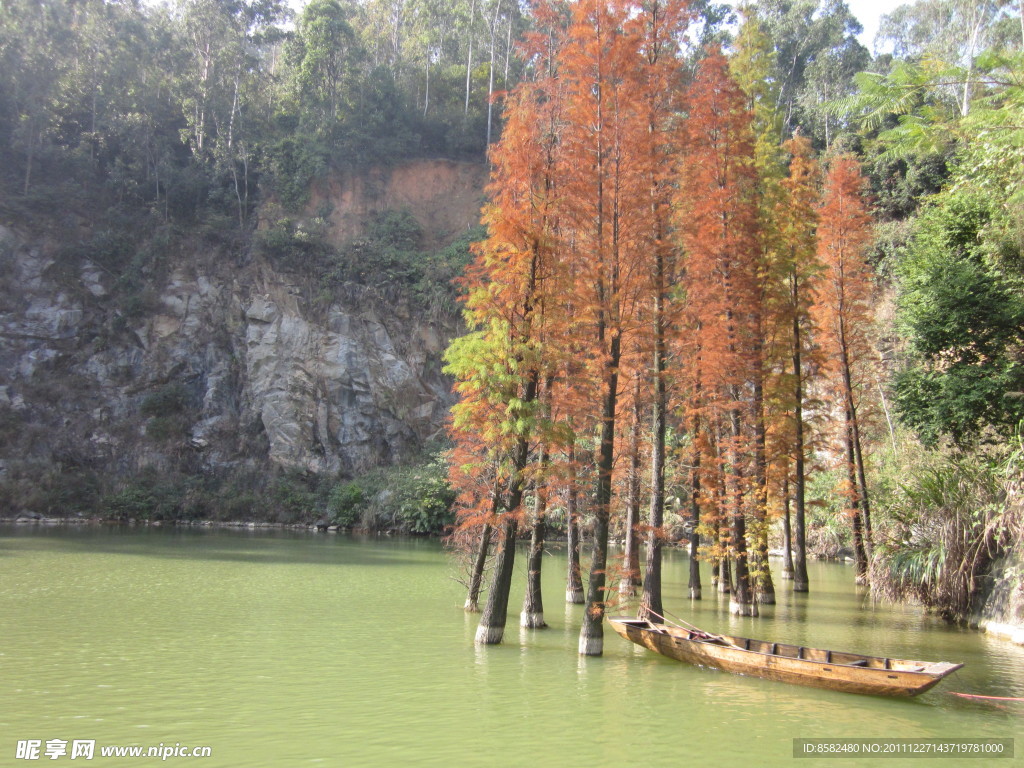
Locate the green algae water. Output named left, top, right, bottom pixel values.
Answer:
left=1, top=525, right=1022, bottom=767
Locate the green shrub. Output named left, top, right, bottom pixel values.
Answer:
left=870, top=439, right=1023, bottom=622
left=256, top=218, right=330, bottom=272
left=325, top=446, right=455, bottom=534
left=267, top=135, right=330, bottom=211
left=328, top=481, right=365, bottom=528
left=366, top=209, right=422, bottom=251
left=805, top=469, right=853, bottom=559
left=33, top=468, right=101, bottom=517
left=104, top=481, right=181, bottom=521
left=269, top=475, right=320, bottom=523
left=393, top=456, right=455, bottom=534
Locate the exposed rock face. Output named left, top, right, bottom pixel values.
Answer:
left=971, top=487, right=1024, bottom=645
left=0, top=160, right=482, bottom=505
left=302, top=159, right=488, bottom=250
left=972, top=551, right=1024, bottom=645
left=242, top=278, right=453, bottom=474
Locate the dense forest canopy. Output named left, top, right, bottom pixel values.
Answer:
left=0, top=0, right=535, bottom=219
left=1, top=0, right=1023, bottom=643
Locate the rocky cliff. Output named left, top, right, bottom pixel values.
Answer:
left=0, top=159, right=487, bottom=516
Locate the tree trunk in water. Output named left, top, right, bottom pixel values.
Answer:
left=688, top=441, right=702, bottom=599
left=620, top=376, right=643, bottom=597
left=718, top=556, right=732, bottom=594
left=565, top=442, right=585, bottom=604
left=840, top=326, right=872, bottom=570
left=781, top=474, right=794, bottom=580
left=845, top=418, right=869, bottom=585
left=710, top=511, right=721, bottom=591
left=792, top=289, right=810, bottom=593
left=851, top=394, right=873, bottom=559
left=521, top=448, right=549, bottom=628
left=464, top=521, right=492, bottom=612
left=641, top=246, right=668, bottom=615
left=640, top=389, right=665, bottom=617
left=579, top=336, right=620, bottom=657
left=476, top=374, right=537, bottom=644
left=687, top=404, right=703, bottom=599
left=521, top=513, right=547, bottom=628
left=750, top=551, right=773, bottom=605
left=475, top=515, right=518, bottom=644
left=752, top=355, right=775, bottom=605
left=727, top=407, right=757, bottom=616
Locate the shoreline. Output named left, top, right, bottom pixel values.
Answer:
left=0, top=515, right=370, bottom=534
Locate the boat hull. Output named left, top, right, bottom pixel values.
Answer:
left=609, top=617, right=962, bottom=697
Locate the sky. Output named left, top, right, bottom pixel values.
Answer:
left=842, top=0, right=895, bottom=51
left=281, top=0, right=899, bottom=55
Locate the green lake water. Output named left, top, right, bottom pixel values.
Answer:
left=1, top=525, right=1022, bottom=767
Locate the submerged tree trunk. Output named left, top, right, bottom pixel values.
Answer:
left=476, top=375, right=537, bottom=644
left=792, top=292, right=810, bottom=593
left=781, top=473, right=794, bottom=580
left=718, top=556, right=732, bottom=594
left=688, top=434, right=702, bottom=600
left=621, top=375, right=643, bottom=597
left=579, top=335, right=621, bottom=657
left=521, top=514, right=547, bottom=627
left=641, top=245, right=669, bottom=617
left=521, top=449, right=549, bottom=628
left=845, top=418, right=869, bottom=585
left=727, top=406, right=757, bottom=617
left=851, top=395, right=873, bottom=559
left=475, top=515, right=519, bottom=644
left=464, top=521, right=493, bottom=612
left=839, top=326, right=871, bottom=576
left=639, top=396, right=666, bottom=619
left=752, top=351, right=775, bottom=605
left=565, top=441, right=585, bottom=604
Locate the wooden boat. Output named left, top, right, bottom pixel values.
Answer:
left=608, top=616, right=963, bottom=697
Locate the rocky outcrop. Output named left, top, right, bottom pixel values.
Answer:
left=971, top=487, right=1024, bottom=645
left=242, top=277, right=453, bottom=474
left=972, top=554, right=1024, bottom=645
left=0, top=160, right=483, bottom=509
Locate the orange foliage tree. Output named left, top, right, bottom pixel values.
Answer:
left=556, top=0, right=650, bottom=656
left=444, top=61, right=563, bottom=644
left=675, top=49, right=761, bottom=617
left=768, top=133, right=823, bottom=593
left=445, top=1, right=889, bottom=655
left=627, top=0, right=691, bottom=624
left=812, top=154, right=877, bottom=584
